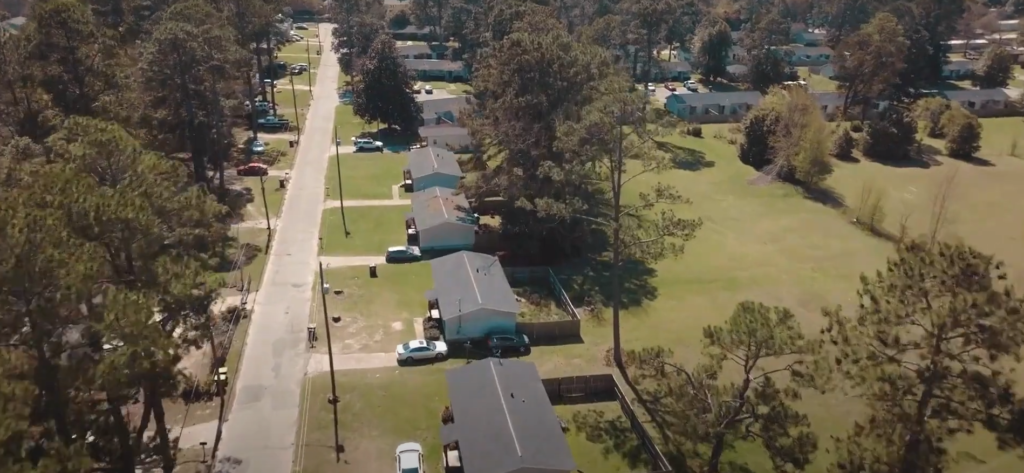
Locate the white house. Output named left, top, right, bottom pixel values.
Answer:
left=404, top=146, right=464, bottom=192
left=942, top=89, right=1011, bottom=116
left=407, top=187, right=477, bottom=251
left=419, top=125, right=472, bottom=153
left=426, top=251, right=520, bottom=342
left=942, top=59, right=975, bottom=80
left=945, top=39, right=990, bottom=53
left=812, top=92, right=846, bottom=117
left=998, top=19, right=1019, bottom=32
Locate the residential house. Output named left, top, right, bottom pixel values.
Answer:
left=405, top=59, right=469, bottom=82
left=1, top=16, right=27, bottom=33
left=407, top=187, right=477, bottom=251
left=665, top=91, right=763, bottom=123
left=390, top=25, right=437, bottom=41
left=653, top=60, right=692, bottom=81
left=814, top=63, right=837, bottom=79
left=675, top=47, right=694, bottom=63
left=942, top=89, right=1012, bottom=117
left=420, top=96, right=473, bottom=126
left=404, top=147, right=464, bottom=192
left=440, top=358, right=576, bottom=473
left=384, top=0, right=411, bottom=15
left=790, top=22, right=808, bottom=35
left=729, top=45, right=748, bottom=64
left=811, top=92, right=846, bottom=118
left=944, top=39, right=990, bottom=53
left=942, top=59, right=975, bottom=80
left=726, top=64, right=749, bottom=80
left=419, top=124, right=472, bottom=152
left=397, top=42, right=449, bottom=60
left=786, top=46, right=833, bottom=66
left=985, top=31, right=1017, bottom=46
left=427, top=253, right=519, bottom=342
left=999, top=19, right=1020, bottom=32
left=793, top=31, right=826, bottom=47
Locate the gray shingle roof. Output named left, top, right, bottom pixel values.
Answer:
left=942, top=88, right=1010, bottom=102
left=443, top=358, right=576, bottom=473
left=419, top=124, right=470, bottom=138
left=812, top=92, right=845, bottom=105
left=661, top=60, right=692, bottom=72
left=407, top=147, right=463, bottom=179
left=410, top=187, right=474, bottom=230
left=668, top=91, right=763, bottom=106
left=405, top=59, right=465, bottom=72
left=421, top=96, right=473, bottom=122
left=429, top=252, right=519, bottom=318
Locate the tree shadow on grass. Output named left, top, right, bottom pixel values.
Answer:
left=558, top=258, right=659, bottom=314
left=800, top=184, right=847, bottom=210
left=568, top=408, right=654, bottom=471
left=655, top=140, right=716, bottom=171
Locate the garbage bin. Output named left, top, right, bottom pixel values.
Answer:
left=278, top=178, right=286, bottom=189
left=369, top=263, right=378, bottom=278
left=289, top=140, right=295, bottom=148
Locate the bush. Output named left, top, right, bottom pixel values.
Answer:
left=687, top=125, right=703, bottom=137
left=913, top=97, right=952, bottom=138
left=424, top=327, right=442, bottom=341
left=738, top=87, right=832, bottom=184
left=849, top=121, right=864, bottom=133
left=830, top=127, right=855, bottom=160
left=941, top=107, right=982, bottom=159
left=860, top=108, right=917, bottom=161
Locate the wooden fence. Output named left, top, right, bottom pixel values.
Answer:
left=541, top=374, right=674, bottom=473
left=516, top=319, right=581, bottom=343
left=504, top=267, right=582, bottom=342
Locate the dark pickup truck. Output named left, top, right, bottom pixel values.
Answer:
left=256, top=116, right=290, bottom=132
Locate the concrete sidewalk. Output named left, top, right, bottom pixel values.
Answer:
left=214, top=23, right=339, bottom=473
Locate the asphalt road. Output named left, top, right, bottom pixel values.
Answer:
left=214, top=23, right=339, bottom=473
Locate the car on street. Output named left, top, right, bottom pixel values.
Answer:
left=646, top=83, right=656, bottom=94
left=684, top=80, right=699, bottom=92
left=290, top=33, right=303, bottom=42
left=249, top=140, right=266, bottom=155
left=396, top=339, right=448, bottom=363
left=664, top=82, right=676, bottom=91
left=236, top=163, right=269, bottom=176
left=294, top=23, right=309, bottom=30
left=487, top=333, right=531, bottom=355
left=395, top=443, right=424, bottom=473
left=352, top=137, right=384, bottom=151
left=424, top=85, right=433, bottom=94
left=385, top=246, right=422, bottom=263
left=262, top=79, right=277, bottom=89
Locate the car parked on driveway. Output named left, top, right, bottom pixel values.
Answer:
left=396, top=443, right=423, bottom=473
left=236, top=163, right=269, bottom=176
left=352, top=137, right=384, bottom=151
left=385, top=246, right=422, bottom=263
left=684, top=80, right=699, bottom=92
left=424, top=85, right=433, bottom=94
left=664, top=82, right=676, bottom=91
left=396, top=339, right=448, bottom=363
left=294, top=23, right=309, bottom=30
left=257, top=116, right=290, bottom=131
left=487, top=333, right=530, bottom=355
left=249, top=140, right=266, bottom=155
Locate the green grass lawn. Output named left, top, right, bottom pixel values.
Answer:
left=289, top=70, right=318, bottom=88
left=325, top=153, right=406, bottom=200
left=317, top=264, right=431, bottom=354
left=296, top=366, right=449, bottom=473
left=265, top=139, right=298, bottom=170
left=240, top=176, right=286, bottom=220
left=278, top=41, right=323, bottom=57
left=556, top=403, right=649, bottom=473
left=319, top=206, right=408, bottom=256
left=797, top=67, right=839, bottom=91
left=334, top=105, right=378, bottom=142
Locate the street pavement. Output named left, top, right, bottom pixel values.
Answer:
left=214, top=23, right=339, bottom=473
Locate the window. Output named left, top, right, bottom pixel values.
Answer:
left=821, top=105, right=828, bottom=114
left=967, top=100, right=977, bottom=109
left=426, top=341, right=436, bottom=350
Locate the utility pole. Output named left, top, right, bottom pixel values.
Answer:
left=318, top=260, right=342, bottom=461
left=259, top=175, right=272, bottom=238
left=306, top=41, right=314, bottom=93
left=333, top=126, right=350, bottom=237
left=289, top=74, right=302, bottom=143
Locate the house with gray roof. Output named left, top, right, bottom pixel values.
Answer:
left=404, top=147, right=463, bottom=192
left=419, top=124, right=472, bottom=152
left=2, top=16, right=27, bottom=33
left=665, top=91, right=764, bottom=123
left=420, top=95, right=473, bottom=126
left=427, top=252, right=520, bottom=342
left=407, top=187, right=477, bottom=251
left=942, top=88, right=1012, bottom=116
left=390, top=24, right=436, bottom=41
left=397, top=42, right=450, bottom=60
left=440, top=358, right=576, bottom=473
left=941, top=59, right=975, bottom=80
left=405, top=59, right=469, bottom=81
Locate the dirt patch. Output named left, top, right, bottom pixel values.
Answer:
left=390, top=321, right=403, bottom=331
left=177, top=344, right=212, bottom=380
left=514, top=287, right=570, bottom=322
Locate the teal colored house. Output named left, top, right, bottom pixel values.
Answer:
left=665, top=91, right=763, bottom=123
left=785, top=46, right=833, bottom=66
left=427, top=251, right=520, bottom=342
left=404, top=147, right=463, bottom=192
left=405, top=59, right=469, bottom=82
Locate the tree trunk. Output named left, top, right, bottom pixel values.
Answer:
left=147, top=383, right=175, bottom=473
left=134, top=397, right=154, bottom=454
left=107, top=395, right=137, bottom=472
left=267, top=38, right=278, bottom=117
left=254, top=46, right=268, bottom=103
left=707, top=433, right=728, bottom=473
left=611, top=118, right=625, bottom=368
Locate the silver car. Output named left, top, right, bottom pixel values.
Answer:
left=396, top=339, right=448, bottom=363
left=396, top=442, right=423, bottom=473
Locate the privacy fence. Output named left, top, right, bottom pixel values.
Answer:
left=504, top=267, right=581, bottom=343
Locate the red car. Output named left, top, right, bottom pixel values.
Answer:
left=664, top=82, right=676, bottom=91
left=236, top=163, right=269, bottom=176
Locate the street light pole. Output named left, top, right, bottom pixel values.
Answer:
left=259, top=175, right=272, bottom=239
left=318, top=260, right=342, bottom=461
left=333, top=126, right=350, bottom=237
left=289, top=74, right=301, bottom=143
left=306, top=40, right=314, bottom=93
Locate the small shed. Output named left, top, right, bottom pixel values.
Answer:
left=405, top=147, right=464, bottom=192
left=407, top=187, right=476, bottom=251
left=441, top=358, right=576, bottom=473
left=427, top=252, right=519, bottom=342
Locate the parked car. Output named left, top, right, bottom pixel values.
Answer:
left=412, top=85, right=421, bottom=94
left=262, top=79, right=276, bottom=89
left=664, top=82, right=676, bottom=91
left=249, top=140, right=266, bottom=155
left=352, top=137, right=384, bottom=151
left=294, top=63, right=309, bottom=72
left=385, top=246, right=422, bottom=263
left=487, top=333, right=531, bottom=355
left=290, top=34, right=303, bottom=42
left=684, top=80, right=699, bottom=92
left=294, top=23, right=309, bottom=30
left=395, top=443, right=423, bottom=473
left=257, top=116, right=290, bottom=131
left=424, top=85, right=434, bottom=94
left=646, top=83, right=656, bottom=94
left=236, top=163, right=269, bottom=176
left=396, top=339, right=448, bottom=363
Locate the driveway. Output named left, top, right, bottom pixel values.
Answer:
left=214, top=23, right=340, bottom=473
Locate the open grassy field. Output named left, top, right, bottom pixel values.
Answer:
left=316, top=264, right=430, bottom=354
left=239, top=176, right=286, bottom=220
left=325, top=152, right=406, bottom=200
left=319, top=206, right=409, bottom=256
left=797, top=66, right=839, bottom=91
left=556, top=403, right=650, bottom=473
left=278, top=40, right=323, bottom=58
left=334, top=105, right=378, bottom=142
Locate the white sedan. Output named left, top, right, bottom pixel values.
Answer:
left=396, top=339, right=448, bottom=363
left=396, top=442, right=423, bottom=473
